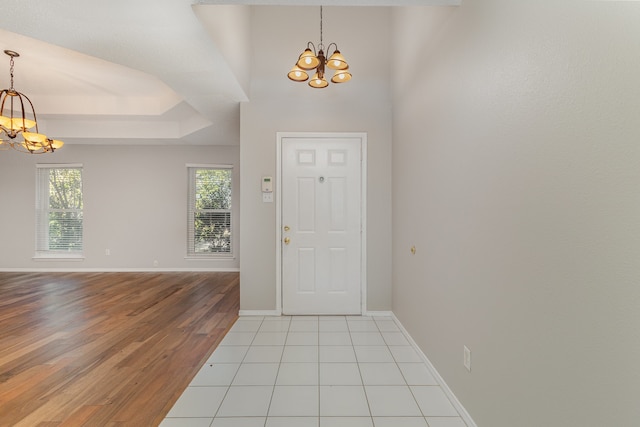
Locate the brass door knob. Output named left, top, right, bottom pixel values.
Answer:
left=284, top=237, right=291, bottom=245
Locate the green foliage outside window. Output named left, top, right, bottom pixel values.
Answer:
left=47, top=168, right=83, bottom=251
left=194, top=169, right=232, bottom=253
left=38, top=168, right=83, bottom=252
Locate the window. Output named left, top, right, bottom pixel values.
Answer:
left=187, top=166, right=232, bottom=257
left=35, top=165, right=83, bottom=257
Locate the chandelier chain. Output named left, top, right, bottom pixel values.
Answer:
left=319, top=6, right=323, bottom=50
left=9, top=56, right=15, bottom=91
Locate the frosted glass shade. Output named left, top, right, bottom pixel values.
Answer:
left=327, top=50, right=348, bottom=70
left=309, top=72, right=328, bottom=88
left=22, top=131, right=47, bottom=143
left=331, top=69, right=352, bottom=84
left=288, top=65, right=309, bottom=82
left=0, top=115, right=36, bottom=131
left=50, top=139, right=64, bottom=149
left=297, top=48, right=320, bottom=70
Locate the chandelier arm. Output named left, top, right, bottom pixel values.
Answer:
left=0, top=89, right=8, bottom=117
left=0, top=90, right=16, bottom=138
left=326, top=42, right=339, bottom=57
left=18, top=92, right=39, bottom=133
left=306, top=41, right=317, bottom=56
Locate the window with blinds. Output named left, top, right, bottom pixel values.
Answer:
left=35, top=165, right=83, bottom=257
left=187, top=166, right=232, bottom=257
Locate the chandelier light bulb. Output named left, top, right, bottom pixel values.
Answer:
left=331, top=68, right=352, bottom=84
left=309, top=72, right=328, bottom=88
left=288, top=64, right=309, bottom=82
left=327, top=50, right=348, bottom=71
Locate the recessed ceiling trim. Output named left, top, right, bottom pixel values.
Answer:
left=198, top=0, right=461, bottom=5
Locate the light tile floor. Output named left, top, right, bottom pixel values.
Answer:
left=161, top=316, right=468, bottom=427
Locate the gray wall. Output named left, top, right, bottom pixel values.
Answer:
left=0, top=144, right=240, bottom=271
left=391, top=2, right=640, bottom=427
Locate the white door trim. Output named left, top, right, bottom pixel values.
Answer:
left=276, top=132, right=367, bottom=315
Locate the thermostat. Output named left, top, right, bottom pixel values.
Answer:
left=262, top=176, right=273, bottom=193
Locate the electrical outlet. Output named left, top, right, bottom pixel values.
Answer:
left=153, top=260, right=159, bottom=267
left=464, top=345, right=471, bottom=372
left=105, top=249, right=110, bottom=256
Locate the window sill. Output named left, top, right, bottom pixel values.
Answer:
left=33, top=254, right=85, bottom=261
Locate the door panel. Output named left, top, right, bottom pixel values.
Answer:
left=281, top=137, right=362, bottom=315
left=297, top=178, right=316, bottom=231
left=297, top=248, right=316, bottom=293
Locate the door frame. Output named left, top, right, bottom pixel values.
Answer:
left=276, top=132, right=368, bottom=315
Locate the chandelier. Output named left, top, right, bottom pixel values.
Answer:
left=0, top=50, right=64, bottom=154
left=287, top=6, right=352, bottom=89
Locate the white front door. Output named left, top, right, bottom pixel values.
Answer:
left=281, top=135, right=363, bottom=315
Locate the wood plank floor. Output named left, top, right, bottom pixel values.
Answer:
left=0, top=272, right=239, bottom=426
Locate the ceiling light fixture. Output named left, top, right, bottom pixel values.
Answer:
left=287, top=6, right=352, bottom=89
left=0, top=50, right=63, bottom=154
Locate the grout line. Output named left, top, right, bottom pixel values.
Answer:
left=263, top=316, right=290, bottom=426
left=211, top=317, right=265, bottom=420
left=317, top=318, right=321, bottom=423
left=350, top=314, right=375, bottom=425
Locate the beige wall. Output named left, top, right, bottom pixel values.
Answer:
left=239, top=2, right=394, bottom=314
left=240, top=99, right=392, bottom=312
left=392, top=2, right=640, bottom=427
left=0, top=144, right=240, bottom=271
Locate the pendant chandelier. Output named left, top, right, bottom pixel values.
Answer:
left=0, top=50, right=64, bottom=154
left=287, top=6, right=352, bottom=89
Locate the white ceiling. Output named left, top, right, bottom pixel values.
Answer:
left=0, top=0, right=460, bottom=146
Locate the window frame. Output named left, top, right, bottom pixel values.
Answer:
left=186, top=164, right=234, bottom=259
left=34, top=163, right=84, bottom=260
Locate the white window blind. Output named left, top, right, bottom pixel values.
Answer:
left=36, top=165, right=83, bottom=256
left=187, top=166, right=232, bottom=257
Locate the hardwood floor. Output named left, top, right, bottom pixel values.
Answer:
left=0, top=272, right=239, bottom=426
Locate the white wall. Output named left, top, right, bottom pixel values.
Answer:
left=0, top=144, right=240, bottom=271
left=239, top=6, right=393, bottom=312
left=392, top=2, right=640, bottom=427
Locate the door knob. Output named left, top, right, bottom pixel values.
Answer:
left=284, top=225, right=290, bottom=232
left=284, top=237, right=290, bottom=245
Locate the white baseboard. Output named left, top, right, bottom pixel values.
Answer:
left=364, top=310, right=394, bottom=317
left=238, top=310, right=281, bottom=317
left=391, top=313, right=477, bottom=427
left=0, top=267, right=240, bottom=273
